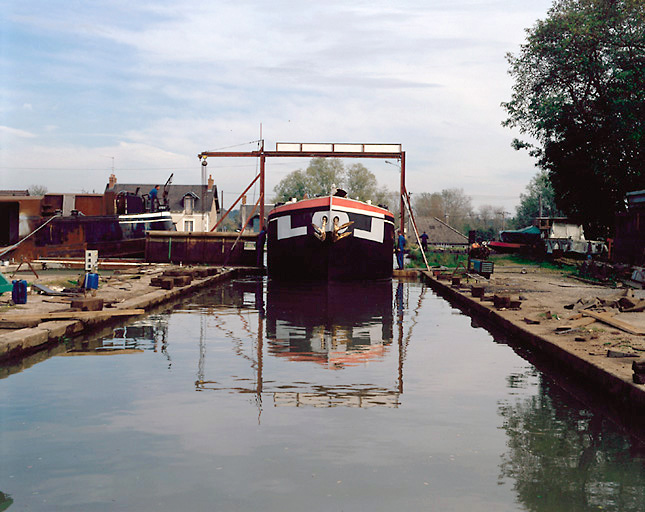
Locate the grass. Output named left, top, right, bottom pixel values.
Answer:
left=489, top=253, right=578, bottom=273
left=407, top=247, right=469, bottom=268
left=407, top=247, right=582, bottom=278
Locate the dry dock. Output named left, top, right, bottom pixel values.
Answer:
left=419, top=266, right=645, bottom=422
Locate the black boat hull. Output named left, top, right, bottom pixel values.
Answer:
left=267, top=197, right=395, bottom=281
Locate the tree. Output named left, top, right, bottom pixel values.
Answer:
left=440, top=188, right=473, bottom=230
left=515, top=170, right=563, bottom=228
left=273, top=158, right=346, bottom=202
left=272, top=158, right=390, bottom=204
left=502, top=0, right=645, bottom=238
left=345, top=163, right=377, bottom=200
left=273, top=170, right=311, bottom=202
left=28, top=185, right=48, bottom=196
left=412, top=188, right=473, bottom=231
left=413, top=192, right=444, bottom=218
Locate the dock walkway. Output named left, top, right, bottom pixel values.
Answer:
left=0, top=265, right=247, bottom=363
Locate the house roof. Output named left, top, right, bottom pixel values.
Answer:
left=0, top=190, right=30, bottom=196
left=417, top=216, right=468, bottom=244
left=108, top=183, right=219, bottom=213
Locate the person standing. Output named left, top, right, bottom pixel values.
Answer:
left=396, top=230, right=406, bottom=270
left=420, top=231, right=429, bottom=252
left=149, top=185, right=160, bottom=212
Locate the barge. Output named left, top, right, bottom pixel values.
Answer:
left=267, top=191, right=395, bottom=281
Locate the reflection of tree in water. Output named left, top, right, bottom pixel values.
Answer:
left=0, top=491, right=13, bottom=511
left=498, top=373, right=645, bottom=511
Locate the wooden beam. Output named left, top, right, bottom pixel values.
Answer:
left=581, top=310, right=645, bottom=336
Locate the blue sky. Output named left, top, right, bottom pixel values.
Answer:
left=1, top=0, right=553, bottom=212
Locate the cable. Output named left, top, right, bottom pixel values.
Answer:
left=205, top=139, right=262, bottom=152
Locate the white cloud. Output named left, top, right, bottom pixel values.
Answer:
left=0, top=125, right=36, bottom=138
left=0, top=0, right=554, bottom=209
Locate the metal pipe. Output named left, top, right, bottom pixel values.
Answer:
left=0, top=213, right=62, bottom=259
left=402, top=192, right=430, bottom=271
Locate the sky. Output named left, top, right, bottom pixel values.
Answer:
left=0, top=0, right=555, bottom=213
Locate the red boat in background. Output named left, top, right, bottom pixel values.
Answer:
left=487, top=241, right=526, bottom=254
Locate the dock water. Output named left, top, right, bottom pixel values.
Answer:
left=1, top=270, right=644, bottom=510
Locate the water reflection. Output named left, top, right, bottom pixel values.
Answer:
left=4, top=277, right=645, bottom=510
left=63, top=315, right=171, bottom=364
left=196, top=279, right=404, bottom=408
left=499, top=370, right=645, bottom=511
left=266, top=280, right=393, bottom=368
left=0, top=491, right=13, bottom=511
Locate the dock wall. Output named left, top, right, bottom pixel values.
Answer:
left=418, top=270, right=645, bottom=424
left=145, top=231, right=259, bottom=266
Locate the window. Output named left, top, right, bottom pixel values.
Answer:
left=184, top=220, right=194, bottom=232
left=184, top=196, right=193, bottom=215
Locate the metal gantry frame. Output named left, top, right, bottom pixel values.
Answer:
left=198, top=141, right=407, bottom=234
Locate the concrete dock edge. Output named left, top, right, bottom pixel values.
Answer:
left=418, top=270, right=645, bottom=420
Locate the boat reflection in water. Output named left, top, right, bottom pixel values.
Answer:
left=195, top=278, right=406, bottom=409
left=266, top=280, right=393, bottom=369
left=265, top=280, right=401, bottom=408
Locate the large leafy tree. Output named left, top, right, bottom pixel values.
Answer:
left=273, top=158, right=390, bottom=204
left=273, top=158, right=345, bottom=202
left=503, top=0, right=645, bottom=238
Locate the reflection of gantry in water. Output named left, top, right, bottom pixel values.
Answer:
left=194, top=278, right=427, bottom=409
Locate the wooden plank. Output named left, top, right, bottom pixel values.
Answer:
left=581, top=310, right=645, bottom=336
left=555, top=317, right=598, bottom=331
left=0, top=309, right=145, bottom=324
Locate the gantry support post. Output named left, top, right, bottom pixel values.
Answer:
left=400, top=152, right=406, bottom=234
left=259, top=141, right=266, bottom=231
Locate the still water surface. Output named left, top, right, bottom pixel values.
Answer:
left=1, top=277, right=644, bottom=511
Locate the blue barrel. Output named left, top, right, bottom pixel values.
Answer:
left=12, top=279, right=27, bottom=304
left=84, top=273, right=99, bottom=290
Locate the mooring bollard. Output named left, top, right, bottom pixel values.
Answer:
left=471, top=285, right=485, bottom=298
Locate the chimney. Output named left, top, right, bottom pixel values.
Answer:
left=108, top=173, right=117, bottom=188
left=207, top=174, right=214, bottom=191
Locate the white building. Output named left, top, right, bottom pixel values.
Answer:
left=107, top=174, right=220, bottom=231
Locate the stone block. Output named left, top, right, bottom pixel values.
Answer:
left=172, top=275, right=192, bottom=287
left=160, top=277, right=175, bottom=290
left=71, top=298, right=104, bottom=311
